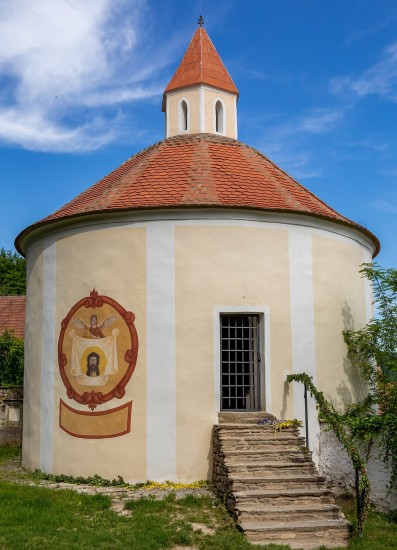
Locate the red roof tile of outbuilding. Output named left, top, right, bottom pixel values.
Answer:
left=162, top=27, right=238, bottom=111
left=0, top=296, right=25, bottom=338
left=16, top=133, right=379, bottom=255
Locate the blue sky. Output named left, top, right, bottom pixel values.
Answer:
left=1, top=0, right=396, bottom=267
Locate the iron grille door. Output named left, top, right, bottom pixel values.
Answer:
left=220, top=314, right=261, bottom=411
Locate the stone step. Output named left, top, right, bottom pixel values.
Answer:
left=225, top=461, right=316, bottom=475
left=213, top=415, right=349, bottom=548
left=218, top=423, right=300, bottom=434
left=234, top=487, right=335, bottom=507
left=237, top=503, right=343, bottom=523
left=218, top=412, right=275, bottom=424
left=241, top=519, right=350, bottom=549
left=231, top=475, right=327, bottom=492
left=220, top=440, right=306, bottom=452
left=221, top=440, right=304, bottom=458
left=224, top=449, right=312, bottom=464
left=218, top=430, right=305, bottom=445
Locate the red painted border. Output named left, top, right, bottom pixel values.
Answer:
left=59, top=399, right=132, bottom=439
left=58, top=289, right=138, bottom=410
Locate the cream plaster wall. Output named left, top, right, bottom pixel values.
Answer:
left=167, top=88, right=200, bottom=137
left=52, top=226, right=147, bottom=481
left=22, top=241, right=44, bottom=469
left=22, top=211, right=375, bottom=481
left=312, top=235, right=368, bottom=410
left=166, top=86, right=237, bottom=139
left=203, top=88, right=237, bottom=138
left=175, top=225, right=293, bottom=480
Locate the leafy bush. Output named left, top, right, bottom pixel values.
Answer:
left=0, top=248, right=26, bottom=295
left=344, top=263, right=397, bottom=491
left=0, top=329, right=24, bottom=386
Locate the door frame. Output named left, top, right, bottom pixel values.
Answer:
left=213, top=305, right=271, bottom=414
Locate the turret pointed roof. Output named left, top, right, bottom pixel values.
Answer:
left=162, top=27, right=238, bottom=111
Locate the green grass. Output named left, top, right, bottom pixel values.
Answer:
left=0, top=447, right=20, bottom=465
left=0, top=449, right=396, bottom=549
left=336, top=495, right=397, bottom=550
left=0, top=481, right=285, bottom=550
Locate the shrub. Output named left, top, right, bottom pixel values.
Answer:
left=0, top=329, right=24, bottom=386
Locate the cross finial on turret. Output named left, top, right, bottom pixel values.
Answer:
left=198, top=15, right=204, bottom=27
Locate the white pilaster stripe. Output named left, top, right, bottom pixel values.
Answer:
left=40, top=237, right=56, bottom=472
left=288, top=229, right=319, bottom=462
left=199, top=86, right=205, bottom=132
left=146, top=222, right=176, bottom=480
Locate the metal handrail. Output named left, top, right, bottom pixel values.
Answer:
left=304, top=382, right=309, bottom=448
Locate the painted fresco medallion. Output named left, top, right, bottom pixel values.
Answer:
left=58, top=289, right=138, bottom=410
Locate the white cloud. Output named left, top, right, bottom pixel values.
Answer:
left=330, top=42, right=397, bottom=102
left=276, top=108, right=344, bottom=138
left=252, top=107, right=343, bottom=179
left=373, top=199, right=397, bottom=214
left=0, top=106, right=119, bottom=153
left=0, top=0, right=167, bottom=152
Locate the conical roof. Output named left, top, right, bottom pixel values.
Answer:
left=15, top=133, right=379, bottom=255
left=162, top=27, right=238, bottom=111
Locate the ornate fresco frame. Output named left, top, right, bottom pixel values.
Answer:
left=58, top=289, right=138, bottom=410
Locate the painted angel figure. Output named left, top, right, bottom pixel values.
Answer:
left=72, top=314, right=116, bottom=339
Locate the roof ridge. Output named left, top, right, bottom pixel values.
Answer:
left=182, top=138, right=219, bottom=204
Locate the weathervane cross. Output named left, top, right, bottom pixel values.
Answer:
left=198, top=15, right=204, bottom=27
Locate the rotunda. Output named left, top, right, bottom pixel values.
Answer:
left=16, top=24, right=379, bottom=482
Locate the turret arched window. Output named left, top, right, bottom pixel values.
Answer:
left=215, top=100, right=224, bottom=134
left=178, top=99, right=189, bottom=132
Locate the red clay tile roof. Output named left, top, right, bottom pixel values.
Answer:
left=0, top=296, right=25, bottom=338
left=16, top=133, right=379, bottom=255
left=162, top=27, right=238, bottom=111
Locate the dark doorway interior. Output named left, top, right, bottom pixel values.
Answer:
left=220, top=314, right=261, bottom=410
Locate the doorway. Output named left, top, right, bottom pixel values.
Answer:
left=220, top=314, right=261, bottom=410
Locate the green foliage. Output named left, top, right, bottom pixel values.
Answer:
left=287, top=372, right=370, bottom=536
left=2, top=450, right=397, bottom=549
left=287, top=265, right=397, bottom=535
left=31, top=469, right=126, bottom=487
left=0, top=479, right=269, bottom=550
left=344, top=263, right=397, bottom=492
left=31, top=469, right=210, bottom=491
left=338, top=495, right=397, bottom=549
left=0, top=447, right=20, bottom=465
left=0, top=329, right=24, bottom=386
left=0, top=248, right=26, bottom=295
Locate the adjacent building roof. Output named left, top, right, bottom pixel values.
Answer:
left=15, top=133, right=380, bottom=255
left=0, top=296, right=26, bottom=338
left=162, top=27, right=238, bottom=111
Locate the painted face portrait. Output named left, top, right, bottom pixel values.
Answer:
left=86, top=352, right=100, bottom=377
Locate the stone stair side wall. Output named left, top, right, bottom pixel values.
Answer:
left=213, top=424, right=237, bottom=515
left=213, top=415, right=351, bottom=549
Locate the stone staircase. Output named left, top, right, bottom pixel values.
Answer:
left=212, top=412, right=351, bottom=549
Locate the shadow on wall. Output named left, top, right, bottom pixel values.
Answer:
left=336, top=301, right=368, bottom=408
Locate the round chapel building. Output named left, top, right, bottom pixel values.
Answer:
left=16, top=25, right=379, bottom=482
